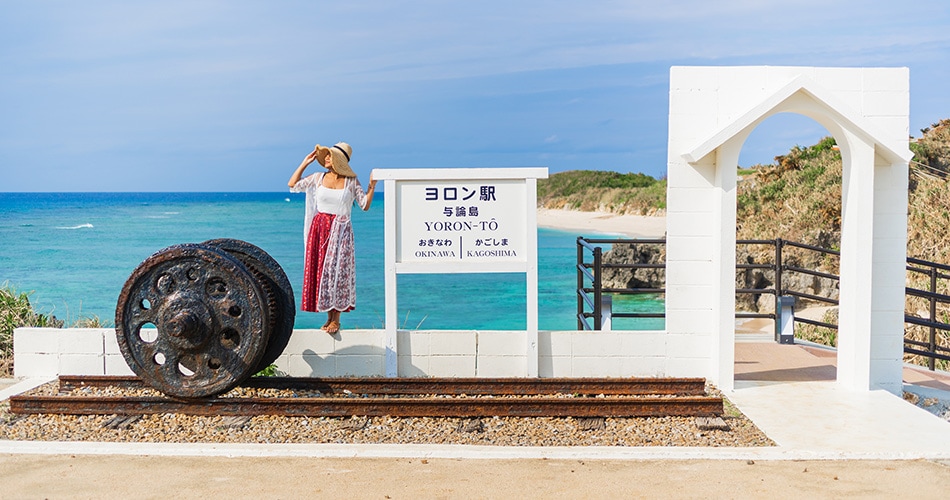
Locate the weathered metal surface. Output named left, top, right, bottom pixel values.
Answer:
left=13, top=375, right=723, bottom=418
left=115, top=244, right=270, bottom=399
left=202, top=239, right=296, bottom=372
left=10, top=394, right=723, bottom=418
left=58, top=375, right=709, bottom=396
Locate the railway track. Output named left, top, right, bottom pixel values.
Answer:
left=9, top=376, right=723, bottom=418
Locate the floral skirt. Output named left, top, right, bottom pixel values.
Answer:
left=302, top=212, right=356, bottom=313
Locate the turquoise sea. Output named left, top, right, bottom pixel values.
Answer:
left=0, top=193, right=663, bottom=331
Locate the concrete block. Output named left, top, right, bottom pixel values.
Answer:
left=273, top=354, right=292, bottom=376
left=620, top=331, right=667, bottom=358
left=873, top=183, right=909, bottom=208
left=538, top=355, right=572, bottom=378
left=428, top=355, right=476, bottom=377
left=666, top=284, right=715, bottom=309
left=477, top=331, right=523, bottom=356
left=830, top=90, right=863, bottom=115
left=572, top=332, right=622, bottom=357
left=572, top=356, right=622, bottom=377
left=104, top=334, right=123, bottom=355
left=620, top=356, right=666, bottom=377
left=665, top=357, right=710, bottom=379
left=669, top=89, right=718, bottom=116
left=59, top=354, right=105, bottom=375
left=476, top=355, right=526, bottom=377
left=539, top=331, right=568, bottom=357
left=869, top=116, right=910, bottom=142
left=13, top=353, right=60, bottom=378
left=667, top=187, right=715, bottom=211
left=429, top=331, right=476, bottom=356
left=665, top=236, right=714, bottom=262
left=872, top=211, right=910, bottom=235
left=665, top=261, right=712, bottom=285
left=718, top=66, right=768, bottom=93
left=105, top=354, right=136, bottom=376
left=871, top=285, right=907, bottom=312
left=667, top=113, right=719, bottom=142
left=812, top=67, right=860, bottom=91
left=670, top=66, right=720, bottom=90
left=61, top=329, right=106, bottom=355
left=666, top=211, right=716, bottom=237
left=871, top=236, right=909, bottom=263
left=864, top=91, right=909, bottom=117
left=335, top=355, right=384, bottom=377
left=862, top=68, right=909, bottom=92
left=284, top=329, right=336, bottom=355
left=667, top=160, right=716, bottom=187
left=333, top=330, right=384, bottom=356
left=398, top=355, right=428, bottom=377
left=869, top=359, right=903, bottom=394
left=664, top=309, right=714, bottom=333
left=287, top=353, right=333, bottom=377
left=398, top=330, right=429, bottom=356
left=13, top=328, right=62, bottom=354
left=666, top=333, right=713, bottom=359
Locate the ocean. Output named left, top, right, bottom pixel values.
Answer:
left=0, top=192, right=663, bottom=331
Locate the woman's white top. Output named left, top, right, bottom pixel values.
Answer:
left=290, top=172, right=368, bottom=243
left=314, top=184, right=348, bottom=215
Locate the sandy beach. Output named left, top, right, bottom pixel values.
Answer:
left=537, top=208, right=666, bottom=238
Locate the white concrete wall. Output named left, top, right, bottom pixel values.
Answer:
left=13, top=328, right=670, bottom=379
left=667, top=66, right=911, bottom=394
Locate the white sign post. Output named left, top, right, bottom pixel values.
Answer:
left=372, top=167, right=549, bottom=377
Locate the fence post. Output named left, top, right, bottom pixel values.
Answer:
left=577, top=237, right=584, bottom=330
left=930, top=266, right=938, bottom=371
left=774, top=238, right=783, bottom=298
left=776, top=296, right=796, bottom=344
left=593, top=246, right=602, bottom=330
left=601, top=294, right=613, bottom=331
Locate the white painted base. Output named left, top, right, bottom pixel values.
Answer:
left=13, top=328, right=671, bottom=379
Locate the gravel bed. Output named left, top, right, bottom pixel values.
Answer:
left=0, top=382, right=774, bottom=447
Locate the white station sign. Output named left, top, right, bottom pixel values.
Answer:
left=395, top=179, right=527, bottom=264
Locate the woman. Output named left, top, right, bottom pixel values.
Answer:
left=288, top=142, right=376, bottom=334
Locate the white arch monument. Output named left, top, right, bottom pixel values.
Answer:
left=666, top=66, right=913, bottom=394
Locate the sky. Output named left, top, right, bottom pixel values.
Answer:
left=1, top=1, right=949, bottom=192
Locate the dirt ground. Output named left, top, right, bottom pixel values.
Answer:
left=1, top=454, right=949, bottom=498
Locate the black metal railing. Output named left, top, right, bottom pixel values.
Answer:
left=576, top=237, right=950, bottom=370
left=904, top=258, right=950, bottom=369
left=576, top=237, right=665, bottom=330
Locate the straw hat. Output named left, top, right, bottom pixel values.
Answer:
left=314, top=142, right=355, bottom=178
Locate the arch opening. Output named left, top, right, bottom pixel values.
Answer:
left=733, top=112, right=842, bottom=385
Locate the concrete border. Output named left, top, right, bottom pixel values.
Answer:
left=1, top=439, right=950, bottom=461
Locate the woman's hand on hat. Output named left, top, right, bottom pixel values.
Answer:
left=304, top=147, right=320, bottom=164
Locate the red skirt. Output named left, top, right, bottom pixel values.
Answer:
left=302, top=212, right=355, bottom=313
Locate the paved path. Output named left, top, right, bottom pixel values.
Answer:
left=1, top=454, right=948, bottom=498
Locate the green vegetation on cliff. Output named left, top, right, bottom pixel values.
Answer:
left=538, top=170, right=666, bottom=215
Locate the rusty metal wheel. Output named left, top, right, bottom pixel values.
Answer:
left=202, top=238, right=295, bottom=372
left=115, top=244, right=270, bottom=399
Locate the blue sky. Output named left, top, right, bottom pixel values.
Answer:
left=2, top=1, right=949, bottom=192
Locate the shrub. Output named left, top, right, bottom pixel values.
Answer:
left=0, top=282, right=65, bottom=377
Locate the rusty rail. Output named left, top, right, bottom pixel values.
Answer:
left=10, top=376, right=722, bottom=418
left=55, top=375, right=708, bottom=396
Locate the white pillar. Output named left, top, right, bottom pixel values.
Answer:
left=836, top=132, right=876, bottom=391
left=712, top=140, right=741, bottom=391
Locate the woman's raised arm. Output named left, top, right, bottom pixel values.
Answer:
left=288, top=147, right=321, bottom=187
